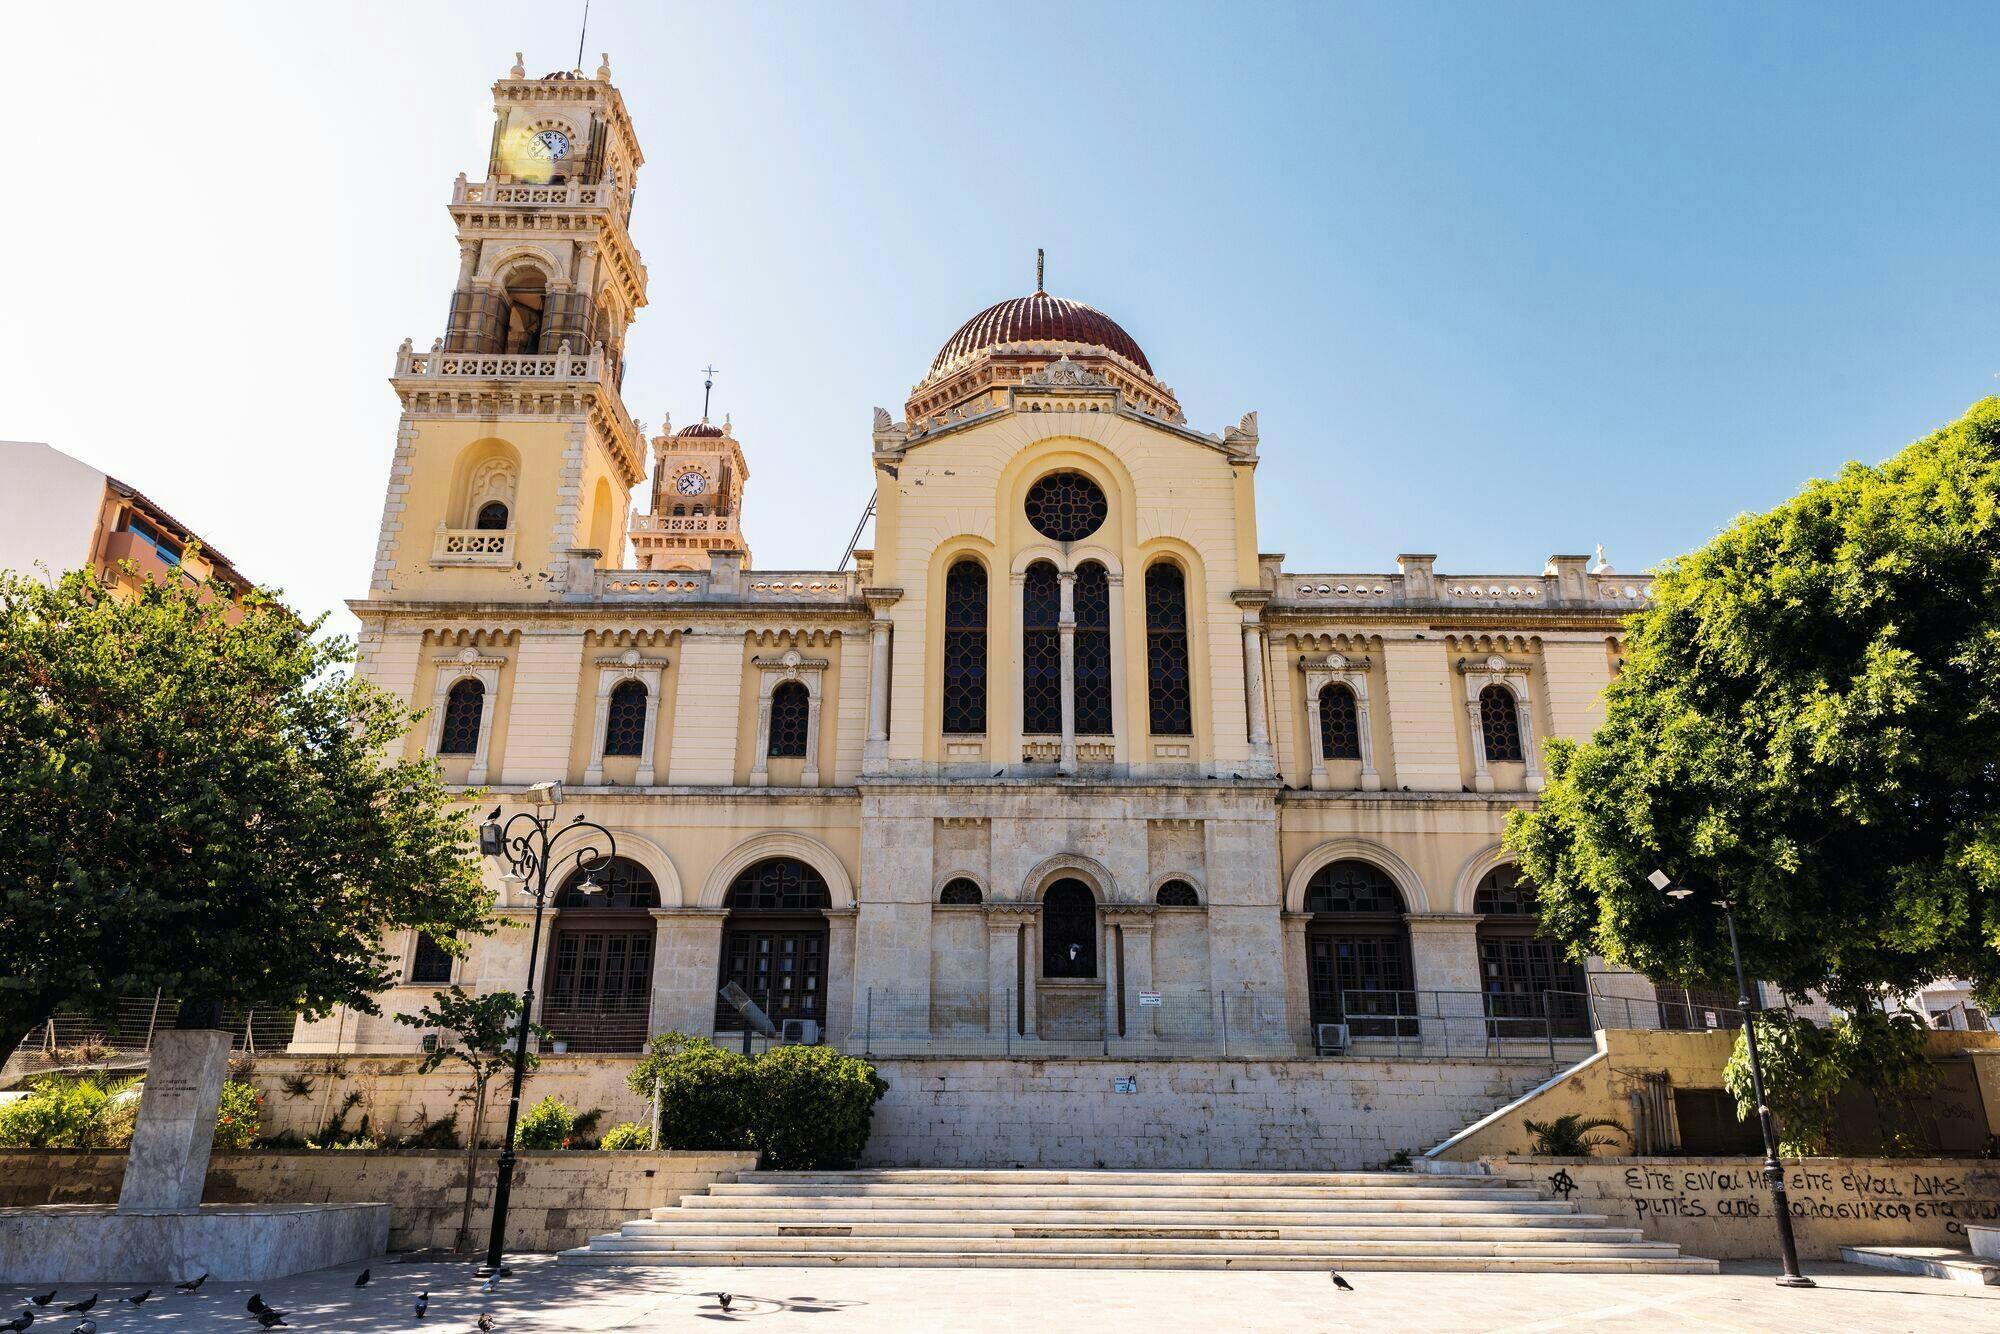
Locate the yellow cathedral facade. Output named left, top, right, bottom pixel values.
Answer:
left=297, top=58, right=1675, bottom=1093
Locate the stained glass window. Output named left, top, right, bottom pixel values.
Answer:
left=767, top=681, right=810, bottom=758
left=1074, top=562, right=1112, bottom=736
left=602, top=679, right=648, bottom=757
left=437, top=678, right=484, bottom=755
left=1023, top=471, right=1107, bottom=542
left=1319, top=683, right=1360, bottom=760
left=1022, top=562, right=1062, bottom=735
left=725, top=858, right=831, bottom=913
left=557, top=856, right=659, bottom=910
left=942, top=559, right=988, bottom=735
left=1480, top=684, right=1524, bottom=763
left=1145, top=563, right=1192, bottom=736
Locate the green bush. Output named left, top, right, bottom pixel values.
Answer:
left=599, top=1121, right=651, bottom=1151
left=514, top=1094, right=576, bottom=1150
left=213, top=1080, right=264, bottom=1150
left=1726, top=1008, right=1940, bottom=1156
left=0, top=1073, right=139, bottom=1147
left=626, top=1034, right=888, bottom=1168
left=1522, top=1113, right=1627, bottom=1157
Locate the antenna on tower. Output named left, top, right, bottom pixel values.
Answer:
left=575, top=0, right=591, bottom=72
left=700, top=364, right=718, bottom=421
left=1035, top=247, right=1045, bottom=294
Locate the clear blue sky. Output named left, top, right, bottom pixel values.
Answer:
left=4, top=3, right=1995, bottom=631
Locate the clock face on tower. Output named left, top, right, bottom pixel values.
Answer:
left=675, top=471, right=708, bottom=496
left=530, top=129, right=571, bottom=160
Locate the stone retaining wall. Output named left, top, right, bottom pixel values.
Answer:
left=0, top=1149, right=753, bottom=1253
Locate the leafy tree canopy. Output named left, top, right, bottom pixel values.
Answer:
left=0, top=563, right=491, bottom=1066
left=1507, top=398, right=2000, bottom=1006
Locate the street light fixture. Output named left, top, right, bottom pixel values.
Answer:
left=1652, top=868, right=1814, bottom=1288
left=474, top=787, right=616, bottom=1277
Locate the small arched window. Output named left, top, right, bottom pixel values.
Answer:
left=602, top=679, right=648, bottom=757
left=437, top=678, right=484, bottom=755
left=1155, top=879, right=1200, bottom=907
left=671, top=504, right=686, bottom=517
left=1022, top=561, right=1062, bottom=735
left=1319, top=683, right=1361, bottom=760
left=768, top=681, right=810, bottom=758
left=558, top=856, right=660, bottom=910
left=942, top=559, right=988, bottom=735
left=1480, top=684, right=1525, bottom=763
left=1074, top=561, right=1112, bottom=736
left=409, top=931, right=454, bottom=985
left=475, top=501, right=510, bottom=531
left=1145, top=562, right=1192, bottom=736
left=939, top=878, right=983, bottom=905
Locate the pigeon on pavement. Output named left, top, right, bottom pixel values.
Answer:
left=354, top=1268, right=372, bottom=1288
left=28, top=1294, right=53, bottom=1309
left=476, top=1315, right=495, bottom=1332
left=0, top=1311, right=30, bottom=1333
left=175, top=1273, right=209, bottom=1293
left=60, top=1296, right=95, bottom=1315
left=1331, top=1272, right=1354, bottom=1291
left=247, top=1294, right=285, bottom=1318
left=257, top=1312, right=289, bottom=1329
left=124, top=1291, right=153, bottom=1306
left=415, top=1291, right=429, bottom=1319
left=71, top=1322, right=95, bottom=1334
left=718, top=1293, right=733, bottom=1312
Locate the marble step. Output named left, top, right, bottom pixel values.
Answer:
left=710, top=1179, right=1530, bottom=1197
left=678, top=1193, right=1577, bottom=1214
left=560, top=1247, right=1721, bottom=1273
left=630, top=1216, right=1637, bottom=1238
left=585, top=1233, right=1681, bottom=1257
left=751, top=1170, right=1485, bottom=1187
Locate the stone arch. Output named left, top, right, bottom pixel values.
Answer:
left=1285, top=838, right=1430, bottom=915
left=600, top=828, right=685, bottom=908
left=932, top=870, right=986, bottom=902
left=698, top=831, right=854, bottom=909
left=449, top=438, right=521, bottom=529
left=477, top=244, right=563, bottom=287
left=1148, top=870, right=1205, bottom=905
left=1023, top=852, right=1115, bottom=903
left=1451, top=842, right=1516, bottom=915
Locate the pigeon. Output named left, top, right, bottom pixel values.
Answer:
left=355, top=1267, right=372, bottom=1287
left=175, top=1273, right=208, bottom=1293
left=476, top=1316, right=495, bottom=1332
left=0, top=1313, right=29, bottom=1333
left=61, top=1296, right=95, bottom=1315
left=125, top=1291, right=154, bottom=1306
left=479, top=1273, right=500, bottom=1295
left=71, top=1324, right=93, bottom=1334
left=415, top=1291, right=429, bottom=1319
left=248, top=1294, right=286, bottom=1318
left=718, top=1293, right=733, bottom=1312
left=257, top=1312, right=289, bottom=1330
left=1331, top=1272, right=1354, bottom=1291
left=28, top=1294, right=53, bottom=1309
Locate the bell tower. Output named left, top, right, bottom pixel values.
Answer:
left=632, top=414, right=754, bottom=571
left=367, top=54, right=650, bottom=601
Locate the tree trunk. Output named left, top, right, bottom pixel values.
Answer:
left=456, top=1081, right=486, bottom=1252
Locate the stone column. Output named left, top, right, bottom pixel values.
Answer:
left=1235, top=593, right=1275, bottom=776
left=986, top=908, right=1029, bottom=1041
left=648, top=908, right=727, bottom=1039
left=1108, top=908, right=1155, bottom=1041
left=1282, top=912, right=1313, bottom=1040
left=456, top=240, right=481, bottom=287
left=1057, top=569, right=1077, bottom=774
left=861, top=590, right=900, bottom=772
left=1405, top=913, right=1486, bottom=1055
left=118, top=1027, right=232, bottom=1212
left=824, top=907, right=858, bottom=1045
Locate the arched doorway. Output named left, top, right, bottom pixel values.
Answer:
left=543, top=857, right=658, bottom=1052
left=716, top=857, right=830, bottom=1032
left=1474, top=864, right=1591, bottom=1039
left=1041, top=879, right=1098, bottom=979
left=1303, top=859, right=1416, bottom=1038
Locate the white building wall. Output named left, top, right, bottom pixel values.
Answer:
left=0, top=441, right=105, bottom=580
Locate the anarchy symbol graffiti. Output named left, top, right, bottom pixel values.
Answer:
left=1548, top=1168, right=1578, bottom=1201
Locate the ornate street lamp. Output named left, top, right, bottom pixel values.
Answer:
left=1650, top=868, right=1814, bottom=1288
left=475, top=781, right=616, bottom=1277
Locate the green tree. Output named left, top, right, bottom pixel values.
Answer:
left=1506, top=398, right=2000, bottom=1006
left=0, top=563, right=491, bottom=1067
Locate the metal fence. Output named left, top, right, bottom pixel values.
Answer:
left=8, top=993, right=298, bottom=1070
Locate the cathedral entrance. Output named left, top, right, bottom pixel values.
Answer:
left=542, top=857, right=658, bottom=1052
left=715, top=857, right=831, bottom=1033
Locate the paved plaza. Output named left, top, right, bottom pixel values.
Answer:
left=2, top=1257, right=1994, bottom=1332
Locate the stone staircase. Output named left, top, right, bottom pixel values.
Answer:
left=560, top=1169, right=1718, bottom=1271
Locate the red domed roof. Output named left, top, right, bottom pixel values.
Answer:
left=676, top=421, right=725, bottom=438
left=929, top=291, right=1152, bottom=379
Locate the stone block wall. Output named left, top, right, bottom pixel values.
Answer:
left=0, top=1149, right=753, bottom=1253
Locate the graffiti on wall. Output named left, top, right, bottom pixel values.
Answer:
left=1618, top=1163, right=2000, bottom=1238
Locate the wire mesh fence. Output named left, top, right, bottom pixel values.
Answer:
left=7, top=993, right=299, bottom=1074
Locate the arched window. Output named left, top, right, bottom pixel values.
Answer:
left=1480, top=684, right=1524, bottom=763
left=941, top=559, right=988, bottom=735
left=767, top=681, right=810, bottom=758
left=437, top=679, right=484, bottom=755
left=1042, top=879, right=1097, bottom=978
left=1319, top=683, right=1361, bottom=760
left=1155, top=879, right=1200, bottom=907
left=501, top=266, right=548, bottom=354
left=475, top=501, right=510, bottom=531
left=939, top=878, right=983, bottom=905
left=409, top=931, right=454, bottom=985
left=1145, top=562, right=1192, bottom=736
left=1303, top=860, right=1415, bottom=1036
left=1022, top=561, right=1062, bottom=735
left=672, top=505, right=686, bottom=517
left=1074, top=561, right=1112, bottom=735
left=602, top=679, right=648, bottom=757
left=1023, top=471, right=1107, bottom=542
left=544, top=858, right=658, bottom=1053
left=718, top=857, right=831, bottom=1030
left=1474, top=865, right=1589, bottom=1038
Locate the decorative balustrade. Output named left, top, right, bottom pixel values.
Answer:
left=630, top=513, right=738, bottom=535
left=395, top=341, right=604, bottom=382
left=594, top=569, right=859, bottom=601
left=1277, top=571, right=1655, bottom=610
left=452, top=176, right=619, bottom=209
left=431, top=525, right=515, bottom=566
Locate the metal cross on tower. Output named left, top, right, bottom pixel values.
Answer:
left=700, top=364, right=718, bottom=421
left=1036, top=247, right=1045, bottom=293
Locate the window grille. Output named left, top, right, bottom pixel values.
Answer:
left=718, top=858, right=830, bottom=1031
left=409, top=932, right=454, bottom=985
left=1480, top=684, right=1525, bottom=762
left=602, top=679, right=648, bottom=757
left=1074, top=562, right=1112, bottom=735
left=1023, top=471, right=1107, bottom=542
left=939, top=878, right=983, bottom=905
left=557, top=856, right=659, bottom=910
left=1022, top=562, right=1062, bottom=735
left=942, top=560, right=988, bottom=735
left=724, top=858, right=831, bottom=913
left=1155, top=879, right=1199, bottom=907
left=1145, top=563, right=1192, bottom=735
left=1318, top=683, right=1361, bottom=760
left=437, top=679, right=484, bottom=755
left=767, top=681, right=810, bottom=758
left=1304, top=860, right=1405, bottom=915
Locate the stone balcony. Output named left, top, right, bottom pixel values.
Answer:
left=431, top=524, right=515, bottom=567
left=631, top=513, right=738, bottom=537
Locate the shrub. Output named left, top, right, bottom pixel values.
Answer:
left=630, top=1034, right=755, bottom=1152
left=213, top=1080, right=264, bottom=1149
left=514, top=1094, right=576, bottom=1150
left=599, top=1121, right=651, bottom=1151
left=626, top=1034, right=889, bottom=1168
left=1726, top=1008, right=1940, bottom=1156
left=1522, top=1113, right=1627, bottom=1157
left=0, top=1073, right=138, bottom=1147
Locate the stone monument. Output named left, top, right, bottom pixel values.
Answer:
left=117, top=1028, right=232, bottom=1212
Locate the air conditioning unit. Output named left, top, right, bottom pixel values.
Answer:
left=1315, top=1023, right=1351, bottom=1055
left=780, top=1019, right=822, bottom=1046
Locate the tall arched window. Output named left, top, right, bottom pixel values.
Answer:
left=1145, top=562, right=1192, bottom=736
left=437, top=679, right=485, bottom=755
left=602, top=679, right=648, bottom=757
left=1303, top=860, right=1415, bottom=1035
left=1022, top=561, right=1062, bottom=735
left=1042, top=879, right=1097, bottom=978
left=1319, top=683, right=1361, bottom=760
left=501, top=266, right=547, bottom=354
left=767, top=681, right=810, bottom=758
left=544, top=857, right=658, bottom=1052
left=718, top=857, right=831, bottom=1031
left=941, top=559, right=988, bottom=735
left=1474, top=865, right=1589, bottom=1038
left=1480, top=684, right=1524, bottom=763
left=1074, top=561, right=1112, bottom=736
left=475, top=501, right=510, bottom=530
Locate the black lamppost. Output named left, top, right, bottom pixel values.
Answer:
left=476, top=781, right=616, bottom=1277
left=1651, top=868, right=1814, bottom=1288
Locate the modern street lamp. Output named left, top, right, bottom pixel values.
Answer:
left=475, top=782, right=616, bottom=1277
left=1650, top=868, right=1814, bottom=1288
